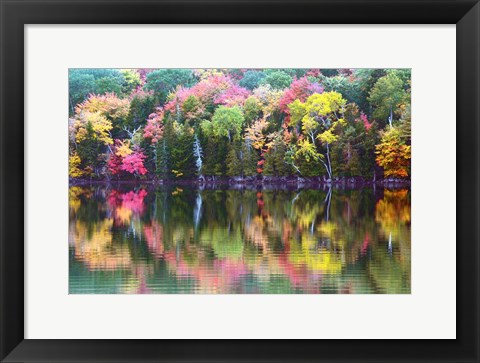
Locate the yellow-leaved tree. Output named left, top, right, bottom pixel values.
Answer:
left=288, top=92, right=347, bottom=179
left=69, top=93, right=129, bottom=177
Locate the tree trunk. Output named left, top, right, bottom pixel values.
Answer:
left=326, top=142, right=332, bottom=179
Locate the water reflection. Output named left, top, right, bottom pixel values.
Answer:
left=69, top=185, right=411, bottom=294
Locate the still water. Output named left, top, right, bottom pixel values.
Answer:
left=69, top=184, right=411, bottom=294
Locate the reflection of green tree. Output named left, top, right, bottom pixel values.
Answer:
left=198, top=226, right=244, bottom=260
left=368, top=247, right=410, bottom=293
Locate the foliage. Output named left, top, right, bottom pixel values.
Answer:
left=145, top=69, right=197, bottom=104
left=69, top=152, right=84, bottom=178
left=121, top=149, right=148, bottom=176
left=243, top=96, right=262, bottom=125
left=68, top=68, right=411, bottom=181
left=108, top=140, right=148, bottom=177
left=261, top=70, right=293, bottom=90
left=144, top=107, right=165, bottom=143
left=368, top=73, right=407, bottom=125
left=121, top=69, right=142, bottom=95
left=239, top=70, right=266, bottom=90
left=263, top=133, right=291, bottom=176
left=375, top=127, right=411, bottom=177
left=125, top=89, right=156, bottom=130
left=202, top=105, right=244, bottom=141
left=69, top=69, right=125, bottom=113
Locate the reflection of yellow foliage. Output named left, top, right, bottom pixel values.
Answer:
left=69, top=199, right=81, bottom=214
left=171, top=186, right=183, bottom=195
left=244, top=215, right=270, bottom=250
left=289, top=234, right=343, bottom=274
left=68, top=186, right=83, bottom=213
left=375, top=189, right=411, bottom=241
left=291, top=202, right=322, bottom=230
left=115, top=206, right=132, bottom=224
left=69, top=187, right=94, bottom=214
left=71, top=219, right=132, bottom=271
left=318, top=221, right=336, bottom=238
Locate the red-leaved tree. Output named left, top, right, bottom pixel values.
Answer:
left=121, top=149, right=148, bottom=176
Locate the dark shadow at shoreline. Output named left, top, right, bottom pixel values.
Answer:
left=70, top=176, right=410, bottom=191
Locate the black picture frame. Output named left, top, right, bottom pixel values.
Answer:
left=1, top=0, right=478, bottom=362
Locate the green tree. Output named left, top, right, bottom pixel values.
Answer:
left=155, top=119, right=175, bottom=179
left=263, top=134, right=291, bottom=176
left=241, top=139, right=258, bottom=176
left=321, top=75, right=361, bottom=105
left=170, top=124, right=196, bottom=179
left=69, top=69, right=126, bottom=114
left=243, top=96, right=262, bottom=125
left=368, top=73, right=407, bottom=127
left=201, top=106, right=244, bottom=142
left=351, top=68, right=386, bottom=113
left=121, top=69, right=142, bottom=95
left=261, top=70, right=293, bottom=90
left=69, top=71, right=95, bottom=114
left=239, top=70, right=266, bottom=90
left=124, top=90, right=156, bottom=131
left=145, top=69, right=196, bottom=104
left=398, top=103, right=411, bottom=144
left=226, top=141, right=243, bottom=176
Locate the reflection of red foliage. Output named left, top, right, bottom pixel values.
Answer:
left=278, top=240, right=322, bottom=293
left=213, top=260, right=248, bottom=281
left=120, top=190, right=148, bottom=213
left=361, top=233, right=370, bottom=255
left=143, top=221, right=164, bottom=258
left=107, top=190, right=121, bottom=207
left=163, top=249, right=249, bottom=292
left=256, top=192, right=264, bottom=208
left=107, top=189, right=148, bottom=224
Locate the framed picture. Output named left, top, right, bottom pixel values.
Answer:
left=1, top=0, right=478, bottom=362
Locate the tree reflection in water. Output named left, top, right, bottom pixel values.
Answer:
left=69, top=185, right=410, bottom=294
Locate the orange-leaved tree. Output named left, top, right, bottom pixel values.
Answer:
left=375, top=127, right=411, bottom=178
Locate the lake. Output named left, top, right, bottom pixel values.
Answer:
left=69, top=184, right=411, bottom=294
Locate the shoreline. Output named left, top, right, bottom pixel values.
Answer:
left=69, top=176, right=411, bottom=189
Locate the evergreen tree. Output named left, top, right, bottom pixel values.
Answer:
left=155, top=119, right=174, bottom=179
left=170, top=126, right=195, bottom=179
left=226, top=141, right=242, bottom=176
left=263, top=135, right=291, bottom=176
left=241, top=139, right=258, bottom=176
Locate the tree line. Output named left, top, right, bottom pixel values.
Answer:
left=68, top=68, right=411, bottom=181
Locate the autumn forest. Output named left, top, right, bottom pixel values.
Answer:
left=68, top=68, right=411, bottom=182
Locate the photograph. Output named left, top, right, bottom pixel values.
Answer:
left=68, top=68, right=411, bottom=294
